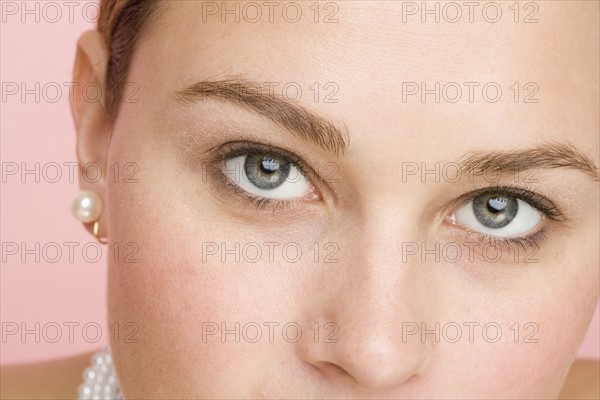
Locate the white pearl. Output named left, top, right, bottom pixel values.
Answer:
left=79, top=348, right=123, bottom=400
left=71, top=190, right=102, bottom=223
left=78, top=384, right=92, bottom=397
left=99, top=363, right=109, bottom=374
left=83, top=367, right=96, bottom=381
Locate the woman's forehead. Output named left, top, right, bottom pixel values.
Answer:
left=129, top=1, right=598, bottom=157
left=141, top=1, right=598, bottom=98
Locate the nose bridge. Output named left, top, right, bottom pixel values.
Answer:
left=298, top=203, right=436, bottom=391
left=336, top=189, right=435, bottom=330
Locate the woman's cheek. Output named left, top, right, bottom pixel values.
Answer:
left=424, top=244, right=597, bottom=398
left=106, top=177, right=313, bottom=396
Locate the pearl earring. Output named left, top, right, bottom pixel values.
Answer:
left=71, top=190, right=107, bottom=244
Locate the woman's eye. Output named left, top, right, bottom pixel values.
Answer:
left=452, top=192, right=543, bottom=237
left=223, top=153, right=316, bottom=200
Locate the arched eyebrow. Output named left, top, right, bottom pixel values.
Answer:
left=173, top=78, right=350, bottom=157
left=458, top=142, right=600, bottom=181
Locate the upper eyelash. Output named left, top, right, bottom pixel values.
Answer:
left=208, top=140, right=312, bottom=175
left=448, top=185, right=565, bottom=248
left=454, top=185, right=565, bottom=222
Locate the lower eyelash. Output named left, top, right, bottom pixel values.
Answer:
left=460, top=226, right=547, bottom=254
left=249, top=197, right=294, bottom=212
left=216, top=166, right=299, bottom=212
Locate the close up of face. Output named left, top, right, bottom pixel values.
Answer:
left=69, top=1, right=599, bottom=398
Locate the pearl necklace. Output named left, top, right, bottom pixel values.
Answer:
left=78, top=348, right=124, bottom=400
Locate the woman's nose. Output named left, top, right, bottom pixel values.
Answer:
left=297, top=248, right=433, bottom=393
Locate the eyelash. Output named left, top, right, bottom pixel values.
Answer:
left=207, top=141, right=566, bottom=247
left=208, top=140, right=319, bottom=212
left=449, top=185, right=565, bottom=249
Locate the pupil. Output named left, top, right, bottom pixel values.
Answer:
left=472, top=193, right=518, bottom=229
left=487, top=197, right=508, bottom=213
left=261, top=157, right=279, bottom=173
left=244, top=153, right=291, bottom=190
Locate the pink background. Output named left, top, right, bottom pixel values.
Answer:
left=1, top=1, right=598, bottom=365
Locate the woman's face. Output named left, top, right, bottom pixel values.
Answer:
left=102, top=1, right=599, bottom=398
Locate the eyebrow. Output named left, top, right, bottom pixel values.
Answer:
left=173, top=80, right=598, bottom=181
left=173, top=78, right=350, bottom=156
left=458, top=142, right=600, bottom=181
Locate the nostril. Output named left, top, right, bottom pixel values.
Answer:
left=312, top=359, right=422, bottom=392
left=404, top=373, right=419, bottom=384
left=313, top=360, right=354, bottom=382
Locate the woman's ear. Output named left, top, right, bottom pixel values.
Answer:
left=70, top=30, right=111, bottom=239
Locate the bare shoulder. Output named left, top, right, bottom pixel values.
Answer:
left=0, top=351, right=95, bottom=399
left=559, top=359, right=600, bottom=400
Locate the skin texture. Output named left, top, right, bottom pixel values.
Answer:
left=5, top=1, right=599, bottom=399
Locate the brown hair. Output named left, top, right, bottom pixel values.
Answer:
left=97, top=0, right=162, bottom=121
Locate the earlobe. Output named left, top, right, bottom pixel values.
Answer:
left=70, top=29, right=111, bottom=241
